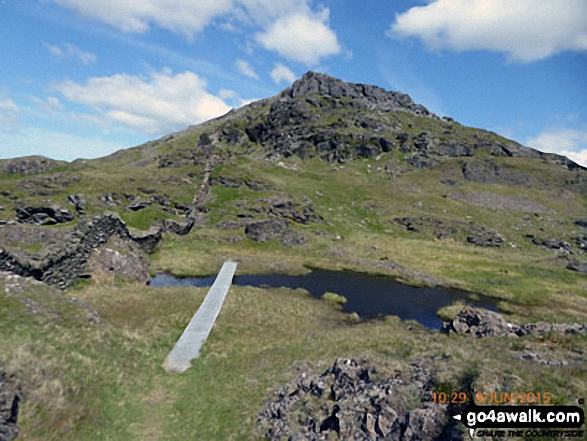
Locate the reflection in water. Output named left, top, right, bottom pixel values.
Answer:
left=149, top=269, right=499, bottom=329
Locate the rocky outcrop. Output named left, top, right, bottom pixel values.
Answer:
left=461, top=160, right=530, bottom=185
left=210, top=175, right=272, bottom=191
left=0, top=369, right=20, bottom=441
left=442, top=308, right=587, bottom=337
left=235, top=197, right=322, bottom=225
left=528, top=236, right=574, bottom=253
left=394, top=216, right=503, bottom=246
left=245, top=219, right=306, bottom=246
left=258, top=358, right=462, bottom=440
left=0, top=159, right=217, bottom=288
left=16, top=205, right=75, bottom=225
left=0, top=212, right=191, bottom=289
left=0, top=155, right=63, bottom=175
left=285, top=72, right=436, bottom=118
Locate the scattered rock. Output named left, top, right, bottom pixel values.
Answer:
left=211, top=175, right=271, bottom=191
left=514, top=350, right=585, bottom=368
left=100, top=193, right=123, bottom=207
left=530, top=237, right=573, bottom=252
left=258, top=358, right=460, bottom=440
left=467, top=232, right=504, bottom=247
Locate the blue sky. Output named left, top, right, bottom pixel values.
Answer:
left=1, top=0, right=586, bottom=165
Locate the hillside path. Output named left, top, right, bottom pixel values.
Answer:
left=163, top=261, right=237, bottom=373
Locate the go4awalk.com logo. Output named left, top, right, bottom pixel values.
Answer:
left=453, top=404, right=585, bottom=438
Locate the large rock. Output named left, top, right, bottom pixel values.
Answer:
left=442, top=308, right=523, bottom=337
left=67, top=194, right=86, bottom=216
left=443, top=308, right=587, bottom=337
left=567, top=260, right=587, bottom=274
left=89, top=237, right=149, bottom=283
left=245, top=219, right=290, bottom=242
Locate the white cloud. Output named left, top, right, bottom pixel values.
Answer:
left=236, top=59, right=259, bottom=79
left=390, top=0, right=587, bottom=63
left=53, top=0, right=342, bottom=64
left=54, top=0, right=233, bottom=38
left=44, top=42, right=97, bottom=64
left=256, top=9, right=341, bottom=65
left=54, top=68, right=231, bottom=134
left=527, top=128, right=587, bottom=167
left=270, top=63, right=297, bottom=84
left=0, top=99, right=19, bottom=133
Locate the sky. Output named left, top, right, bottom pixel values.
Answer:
left=1, top=0, right=586, bottom=166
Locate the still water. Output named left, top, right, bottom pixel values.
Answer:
left=149, top=269, right=499, bottom=329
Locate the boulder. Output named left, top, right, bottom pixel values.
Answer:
left=68, top=194, right=86, bottom=215
left=89, top=238, right=149, bottom=283
left=442, top=308, right=523, bottom=337
left=443, top=308, right=587, bottom=338
left=566, top=260, right=587, bottom=274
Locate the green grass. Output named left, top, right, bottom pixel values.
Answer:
left=2, top=277, right=585, bottom=440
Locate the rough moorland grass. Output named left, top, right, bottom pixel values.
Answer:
left=2, top=278, right=586, bottom=440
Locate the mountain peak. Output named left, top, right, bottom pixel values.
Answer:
left=283, top=71, right=436, bottom=118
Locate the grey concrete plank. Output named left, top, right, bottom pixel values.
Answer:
left=163, top=261, right=237, bottom=373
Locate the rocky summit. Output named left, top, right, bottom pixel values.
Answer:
left=0, top=72, right=586, bottom=440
